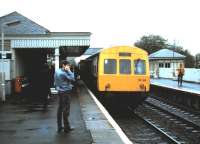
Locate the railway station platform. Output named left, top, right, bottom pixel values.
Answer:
left=150, top=78, right=200, bottom=110
left=0, top=81, right=129, bottom=144
left=151, top=78, right=200, bottom=95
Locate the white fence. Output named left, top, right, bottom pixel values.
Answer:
left=0, top=59, right=12, bottom=80
left=158, top=68, right=200, bottom=83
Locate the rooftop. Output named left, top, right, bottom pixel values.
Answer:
left=149, top=49, right=185, bottom=60
left=0, top=11, right=49, bottom=34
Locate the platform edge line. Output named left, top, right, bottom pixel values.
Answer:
left=86, top=88, right=133, bottom=144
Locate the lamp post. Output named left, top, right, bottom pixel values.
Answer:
left=1, top=20, right=20, bottom=103
left=172, top=40, right=176, bottom=78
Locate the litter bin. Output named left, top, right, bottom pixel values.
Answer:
left=15, top=76, right=22, bottom=93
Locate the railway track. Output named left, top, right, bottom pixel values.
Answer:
left=92, top=84, right=200, bottom=143
left=105, top=103, right=173, bottom=143
left=131, top=107, right=185, bottom=144
left=133, top=97, right=200, bottom=144
left=146, top=97, right=200, bottom=130
left=112, top=107, right=170, bottom=144
left=104, top=96, right=200, bottom=143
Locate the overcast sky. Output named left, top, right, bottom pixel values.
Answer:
left=0, top=0, right=199, bottom=55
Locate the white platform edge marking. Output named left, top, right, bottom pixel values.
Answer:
left=86, top=88, right=133, bottom=144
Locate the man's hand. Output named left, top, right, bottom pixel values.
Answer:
left=76, top=75, right=80, bottom=80
left=65, top=65, right=71, bottom=72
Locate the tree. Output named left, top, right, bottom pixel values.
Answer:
left=195, top=53, right=200, bottom=68
left=167, top=44, right=184, bottom=53
left=134, top=35, right=168, bottom=54
left=169, top=45, right=195, bottom=68
left=183, top=50, right=195, bottom=68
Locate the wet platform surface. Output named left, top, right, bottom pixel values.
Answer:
left=78, top=81, right=125, bottom=144
left=0, top=90, right=92, bottom=144
left=0, top=81, right=127, bottom=144
left=151, top=78, right=200, bottom=95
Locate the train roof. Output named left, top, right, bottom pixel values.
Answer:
left=86, top=46, right=148, bottom=59
left=83, top=48, right=102, bottom=55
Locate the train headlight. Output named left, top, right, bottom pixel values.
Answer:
left=105, top=83, right=111, bottom=91
left=139, top=84, right=146, bottom=91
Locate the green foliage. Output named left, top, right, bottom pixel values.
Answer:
left=196, top=53, right=200, bottom=68
left=134, top=35, right=167, bottom=54
left=171, top=47, right=195, bottom=68
left=181, top=50, right=195, bottom=68
left=196, top=53, right=200, bottom=60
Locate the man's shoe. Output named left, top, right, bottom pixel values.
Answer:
left=57, top=127, right=63, bottom=133
left=64, top=127, right=74, bottom=133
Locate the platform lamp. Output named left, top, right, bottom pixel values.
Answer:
left=1, top=20, right=20, bottom=103
left=172, top=40, right=176, bottom=78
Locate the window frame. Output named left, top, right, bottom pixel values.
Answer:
left=159, top=63, right=164, bottom=68
left=165, top=62, right=171, bottom=68
left=119, top=59, right=132, bottom=74
left=134, top=59, right=146, bottom=75
left=103, top=59, right=117, bottom=74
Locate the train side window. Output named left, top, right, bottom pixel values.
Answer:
left=104, top=59, right=116, bottom=74
left=120, top=59, right=131, bottom=74
left=134, top=59, right=146, bottom=75
left=92, top=57, right=98, bottom=77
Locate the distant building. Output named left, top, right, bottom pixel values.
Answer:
left=149, top=49, right=185, bottom=78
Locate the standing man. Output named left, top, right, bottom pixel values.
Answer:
left=54, top=60, right=75, bottom=133
left=177, top=63, right=185, bottom=87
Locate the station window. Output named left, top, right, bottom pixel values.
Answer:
left=104, top=59, right=116, bottom=74
left=120, top=59, right=131, bottom=74
left=165, top=63, right=171, bottom=68
left=159, top=63, right=164, bottom=68
left=134, top=59, right=146, bottom=75
left=0, top=53, right=12, bottom=59
left=0, top=40, right=11, bottom=51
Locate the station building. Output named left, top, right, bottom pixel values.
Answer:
left=149, top=49, right=185, bottom=78
left=0, top=11, right=91, bottom=96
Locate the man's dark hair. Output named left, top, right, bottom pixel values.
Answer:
left=61, top=60, right=70, bottom=66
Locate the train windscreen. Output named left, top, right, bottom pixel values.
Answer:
left=120, top=59, right=131, bottom=74
left=104, top=59, right=117, bottom=74
left=134, top=59, right=146, bottom=75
